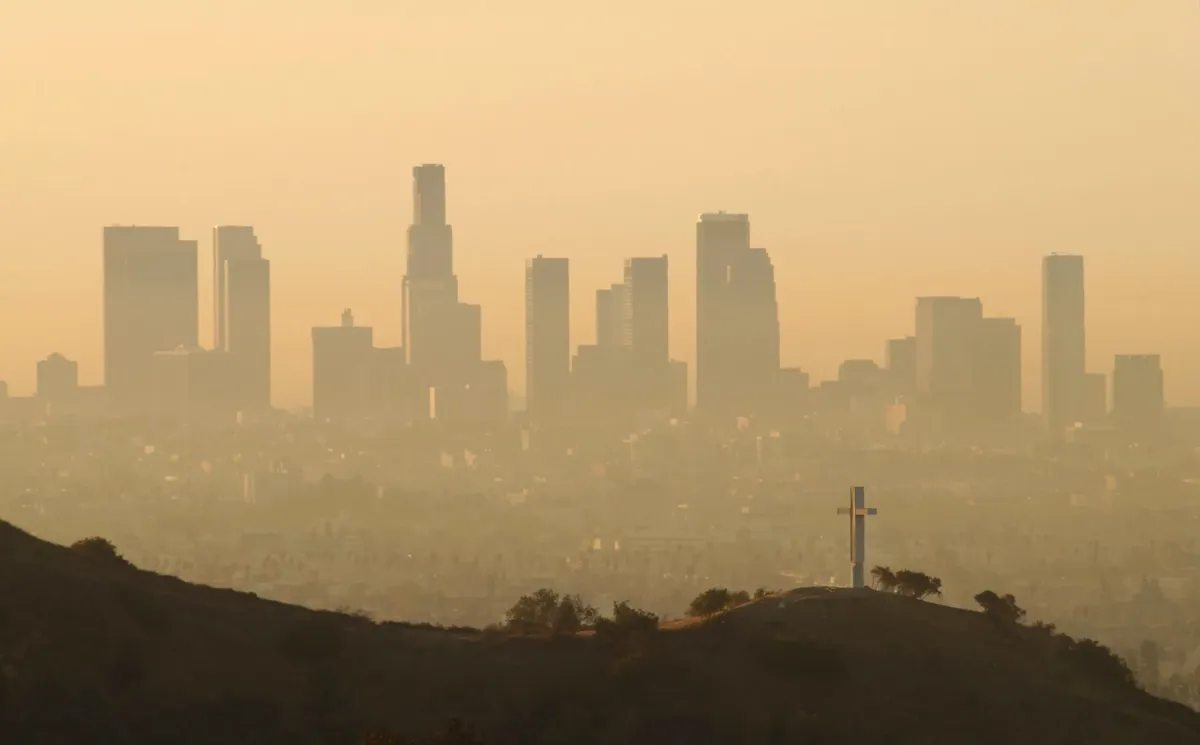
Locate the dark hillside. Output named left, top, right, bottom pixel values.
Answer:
left=1, top=521, right=1197, bottom=745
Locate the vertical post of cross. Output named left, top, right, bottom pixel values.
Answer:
left=836, top=486, right=878, bottom=589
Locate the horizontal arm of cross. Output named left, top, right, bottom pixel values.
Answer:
left=837, top=508, right=878, bottom=516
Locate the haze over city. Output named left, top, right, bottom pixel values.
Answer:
left=3, top=0, right=1200, bottom=407
left=4, top=3, right=1200, bottom=744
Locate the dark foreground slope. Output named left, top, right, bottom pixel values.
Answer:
left=1, top=521, right=1197, bottom=745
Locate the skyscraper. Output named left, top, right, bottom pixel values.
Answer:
left=1112, top=354, right=1164, bottom=432
left=403, top=164, right=457, bottom=375
left=214, top=226, right=271, bottom=409
left=103, top=226, right=198, bottom=411
left=312, top=309, right=374, bottom=422
left=915, top=296, right=983, bottom=420
left=885, top=337, right=918, bottom=395
left=973, top=317, right=1022, bottom=421
left=728, top=246, right=780, bottom=411
left=525, top=256, right=570, bottom=420
left=595, top=284, right=625, bottom=349
left=1043, top=254, right=1086, bottom=433
left=623, top=256, right=670, bottom=408
left=695, top=213, right=779, bottom=418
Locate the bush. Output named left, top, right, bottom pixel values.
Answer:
left=894, top=570, right=942, bottom=600
left=71, top=537, right=132, bottom=567
left=873, top=567, right=941, bottom=600
left=753, top=588, right=780, bottom=600
left=504, top=589, right=597, bottom=636
left=686, top=588, right=752, bottom=618
left=974, top=591, right=1026, bottom=625
left=1060, top=637, right=1136, bottom=688
left=871, top=566, right=897, bottom=592
left=594, top=601, right=659, bottom=640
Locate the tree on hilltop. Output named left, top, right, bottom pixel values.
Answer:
left=894, top=570, right=943, bottom=600
left=871, top=566, right=897, bottom=592
left=71, top=537, right=132, bottom=568
left=974, top=590, right=1026, bottom=625
left=504, top=589, right=597, bottom=636
left=686, top=588, right=753, bottom=618
left=593, top=601, right=659, bottom=640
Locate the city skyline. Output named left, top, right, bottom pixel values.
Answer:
left=0, top=196, right=1188, bottom=415
left=4, top=3, right=1198, bottom=408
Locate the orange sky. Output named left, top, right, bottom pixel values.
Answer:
left=2, top=0, right=1199, bottom=408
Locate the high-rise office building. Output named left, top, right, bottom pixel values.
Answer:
left=1043, top=254, right=1086, bottom=433
left=403, top=164, right=458, bottom=376
left=214, top=226, right=271, bottom=409
left=312, top=309, right=375, bottom=422
left=973, top=317, right=1022, bottom=421
left=696, top=212, right=750, bottom=414
left=695, top=213, right=779, bottom=418
left=595, top=285, right=625, bottom=349
left=401, top=164, right=502, bottom=417
left=623, top=256, right=670, bottom=408
left=915, top=296, right=983, bottom=420
left=525, top=256, right=570, bottom=420
left=1112, top=354, right=1164, bottom=432
left=885, top=337, right=918, bottom=395
left=103, top=226, right=198, bottom=411
left=37, top=353, right=79, bottom=405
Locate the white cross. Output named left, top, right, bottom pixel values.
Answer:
left=836, top=486, right=878, bottom=589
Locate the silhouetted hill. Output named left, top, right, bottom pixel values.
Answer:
left=1, top=520, right=1197, bottom=745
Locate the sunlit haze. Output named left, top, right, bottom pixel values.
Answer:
left=2, top=0, right=1199, bottom=407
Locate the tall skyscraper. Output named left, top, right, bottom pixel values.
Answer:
left=623, top=256, right=670, bottom=408
left=696, top=212, right=750, bottom=415
left=885, top=337, right=918, bottom=395
left=695, top=213, right=779, bottom=418
left=729, top=247, right=780, bottom=407
left=103, top=226, right=198, bottom=411
left=915, top=296, right=983, bottom=420
left=214, top=226, right=271, bottom=409
left=973, top=317, right=1022, bottom=421
left=1112, top=354, right=1164, bottom=432
left=403, top=164, right=457, bottom=375
left=1043, top=254, right=1086, bottom=433
left=525, top=256, right=570, bottom=420
left=595, top=284, right=625, bottom=349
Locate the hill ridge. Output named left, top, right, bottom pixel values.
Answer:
left=1, top=520, right=1198, bottom=745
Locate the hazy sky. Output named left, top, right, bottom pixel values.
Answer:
left=2, top=0, right=1199, bottom=408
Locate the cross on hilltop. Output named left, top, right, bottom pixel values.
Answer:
left=836, top=486, right=878, bottom=590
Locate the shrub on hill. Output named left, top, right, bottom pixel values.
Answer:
left=594, top=601, right=659, bottom=640
left=504, top=589, right=597, bottom=636
left=70, top=536, right=132, bottom=568
left=1058, top=637, right=1136, bottom=688
left=686, top=588, right=753, bottom=618
left=871, top=566, right=942, bottom=600
left=974, top=590, right=1026, bottom=625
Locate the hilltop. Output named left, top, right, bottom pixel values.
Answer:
left=1, top=520, right=1197, bottom=745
